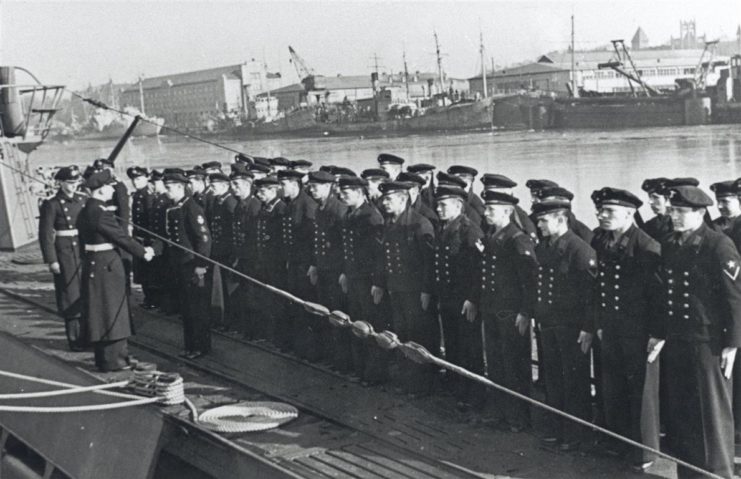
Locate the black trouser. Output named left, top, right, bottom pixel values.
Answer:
left=440, top=299, right=484, bottom=404
left=539, top=324, right=591, bottom=443
left=252, top=263, right=286, bottom=343
left=174, top=262, right=211, bottom=354
left=348, top=275, right=389, bottom=382
left=600, top=331, right=659, bottom=463
left=666, top=339, right=734, bottom=479
left=388, top=290, right=434, bottom=395
left=316, top=269, right=346, bottom=369
left=482, top=311, right=532, bottom=427
left=94, top=338, right=129, bottom=372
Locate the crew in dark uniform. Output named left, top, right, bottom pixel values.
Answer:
left=278, top=169, right=318, bottom=356
left=207, top=172, right=238, bottom=332
left=92, top=158, right=130, bottom=229
left=640, top=177, right=673, bottom=242
left=407, top=163, right=436, bottom=209
left=377, top=153, right=404, bottom=180
left=447, top=165, right=484, bottom=219
left=470, top=190, right=538, bottom=431
left=437, top=171, right=482, bottom=225
left=253, top=176, right=288, bottom=342
left=307, top=170, right=349, bottom=367
left=229, top=165, right=260, bottom=337
left=536, top=186, right=594, bottom=243
left=532, top=201, right=596, bottom=450
left=373, top=181, right=436, bottom=395
left=711, top=180, right=741, bottom=446
left=201, top=161, right=223, bottom=217
left=398, top=171, right=438, bottom=226
left=480, top=173, right=538, bottom=240
left=38, top=166, right=87, bottom=351
left=431, top=186, right=483, bottom=403
left=590, top=187, right=662, bottom=471
left=338, top=176, right=387, bottom=383
left=659, top=185, right=741, bottom=479
left=163, top=172, right=212, bottom=359
left=147, top=170, right=172, bottom=311
left=128, top=166, right=156, bottom=309
left=77, top=170, right=153, bottom=371
left=360, top=168, right=390, bottom=209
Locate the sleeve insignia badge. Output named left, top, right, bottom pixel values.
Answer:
left=724, top=260, right=740, bottom=281
left=197, top=215, right=205, bottom=225
left=475, top=239, right=484, bottom=253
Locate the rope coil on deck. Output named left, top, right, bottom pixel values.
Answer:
left=196, top=402, right=299, bottom=433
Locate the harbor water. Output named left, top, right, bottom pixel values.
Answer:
left=32, top=125, right=741, bottom=226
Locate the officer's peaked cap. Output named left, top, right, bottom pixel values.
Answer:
left=525, top=179, right=559, bottom=191
left=277, top=169, right=305, bottom=181
left=254, top=176, right=280, bottom=188
left=85, top=170, right=115, bottom=190
left=361, top=168, right=390, bottom=179
left=482, top=190, right=519, bottom=205
left=208, top=173, right=230, bottom=183
left=531, top=201, right=571, bottom=217
left=435, top=186, right=468, bottom=202
left=54, top=166, right=80, bottom=182
left=270, top=156, right=291, bottom=167
left=163, top=173, right=189, bottom=185
left=126, top=166, right=149, bottom=179
left=591, top=187, right=642, bottom=209
left=641, top=177, right=670, bottom=194
left=481, top=174, right=517, bottom=188
left=710, top=180, right=739, bottom=197
left=436, top=171, right=467, bottom=188
left=378, top=181, right=413, bottom=195
left=377, top=153, right=405, bottom=165
left=338, top=176, right=368, bottom=189
left=407, top=163, right=436, bottom=173
left=290, top=159, right=313, bottom=169
left=536, top=186, right=574, bottom=201
left=397, top=172, right=426, bottom=187
left=307, top=171, right=335, bottom=184
left=447, top=165, right=478, bottom=177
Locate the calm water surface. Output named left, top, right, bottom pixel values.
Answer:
left=30, top=125, right=741, bottom=226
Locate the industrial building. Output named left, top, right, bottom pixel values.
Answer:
left=469, top=23, right=741, bottom=97
left=119, top=60, right=284, bottom=129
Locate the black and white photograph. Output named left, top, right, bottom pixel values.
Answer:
left=0, top=0, right=740, bottom=477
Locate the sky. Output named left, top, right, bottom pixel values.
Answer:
left=2, top=0, right=740, bottom=90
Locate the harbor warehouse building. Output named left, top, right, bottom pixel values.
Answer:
left=470, top=25, right=741, bottom=97
left=119, top=61, right=284, bottom=129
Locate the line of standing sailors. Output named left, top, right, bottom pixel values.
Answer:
left=40, top=154, right=741, bottom=479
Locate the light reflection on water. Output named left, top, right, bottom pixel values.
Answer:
left=30, top=125, right=741, bottom=227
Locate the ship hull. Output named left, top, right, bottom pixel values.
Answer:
left=78, top=119, right=163, bottom=141
left=552, top=95, right=711, bottom=129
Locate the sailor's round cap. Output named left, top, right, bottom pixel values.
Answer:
left=379, top=181, right=413, bottom=196
left=397, top=172, right=426, bottom=187
left=361, top=168, right=390, bottom=180
left=54, top=166, right=81, bottom=182
left=407, top=163, right=436, bottom=174
left=307, top=171, right=335, bottom=184
left=435, top=186, right=467, bottom=202
left=447, top=165, right=478, bottom=177
left=436, top=171, right=467, bottom=188
left=482, top=190, right=519, bottom=205
left=668, top=185, right=713, bottom=208
left=481, top=174, right=517, bottom=188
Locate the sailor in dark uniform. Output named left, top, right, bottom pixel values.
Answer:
left=535, top=186, right=594, bottom=243
left=437, top=171, right=482, bottom=225
left=480, top=173, right=538, bottom=241
left=407, top=163, right=436, bottom=209
left=658, top=185, right=741, bottom=479
left=77, top=170, right=153, bottom=371
left=128, top=166, right=156, bottom=309
left=146, top=170, right=172, bottom=311
left=360, top=168, right=390, bottom=209
left=376, top=153, right=405, bottom=180
left=163, top=173, right=212, bottom=359
left=187, top=167, right=208, bottom=208
left=710, top=180, right=741, bottom=239
left=92, top=158, right=131, bottom=230
left=278, top=169, right=318, bottom=355
left=38, top=166, right=87, bottom=351
left=532, top=201, right=596, bottom=450
left=710, top=180, right=741, bottom=446
left=229, top=165, right=260, bottom=337
left=640, top=178, right=673, bottom=242
left=590, top=187, right=661, bottom=470
left=307, top=170, right=349, bottom=367
left=469, top=190, right=538, bottom=431
left=447, top=165, right=485, bottom=219
left=430, top=186, right=483, bottom=402
left=206, top=172, right=238, bottom=332
left=201, top=161, right=223, bottom=217
left=398, top=171, right=439, bottom=226
left=338, top=176, right=388, bottom=383
left=373, top=181, right=436, bottom=395
left=253, top=176, right=288, bottom=342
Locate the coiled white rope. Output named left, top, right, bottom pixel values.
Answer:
left=196, top=401, right=299, bottom=433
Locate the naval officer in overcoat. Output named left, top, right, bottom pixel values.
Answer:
left=77, top=170, right=153, bottom=371
left=659, top=185, right=741, bottom=479
left=38, top=166, right=87, bottom=351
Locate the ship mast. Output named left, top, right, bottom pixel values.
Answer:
left=433, top=30, right=445, bottom=97
left=480, top=29, right=488, bottom=98
left=138, top=76, right=146, bottom=115
left=571, top=14, right=579, bottom=98
left=403, top=47, right=410, bottom=101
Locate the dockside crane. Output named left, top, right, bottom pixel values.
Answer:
left=597, top=39, right=660, bottom=97
left=694, top=40, right=719, bottom=90
left=288, top=46, right=316, bottom=81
